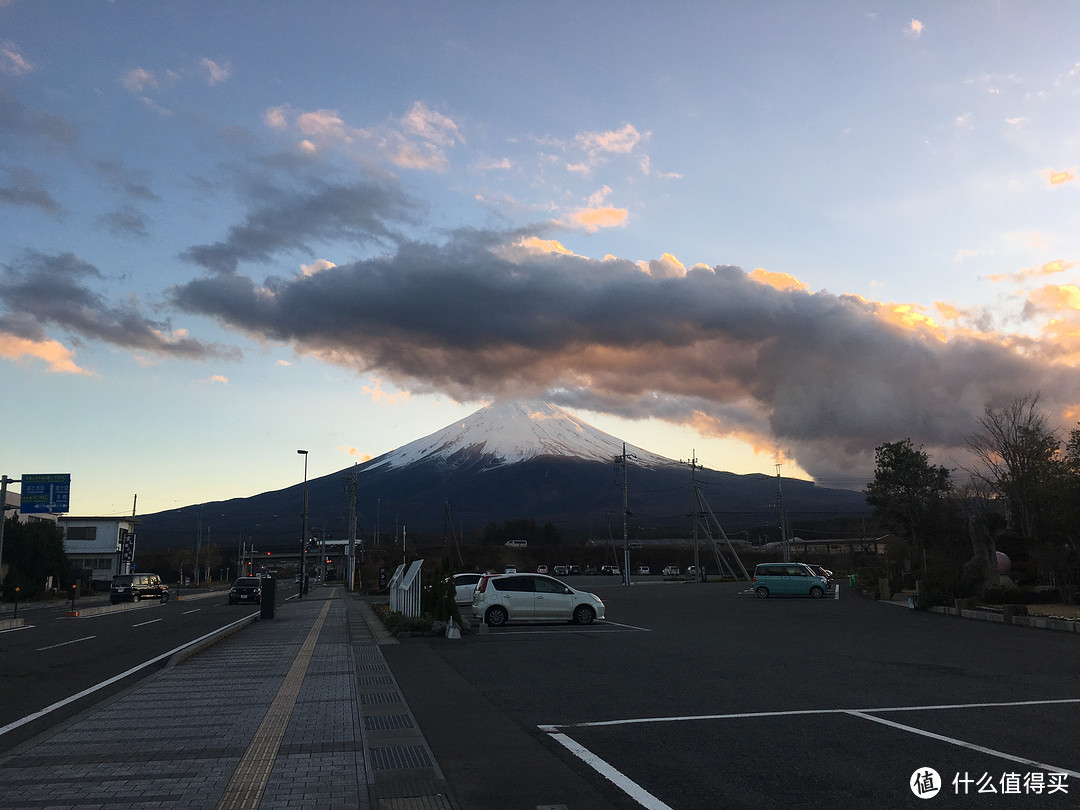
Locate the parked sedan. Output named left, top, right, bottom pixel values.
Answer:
left=450, top=572, right=485, bottom=606
left=228, top=577, right=263, bottom=605
left=472, top=573, right=605, bottom=627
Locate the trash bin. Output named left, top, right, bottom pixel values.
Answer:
left=260, top=576, right=276, bottom=619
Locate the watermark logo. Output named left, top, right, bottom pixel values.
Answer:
left=911, top=767, right=942, bottom=799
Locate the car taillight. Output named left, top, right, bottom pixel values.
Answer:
left=477, top=576, right=490, bottom=593
left=752, top=576, right=757, bottom=582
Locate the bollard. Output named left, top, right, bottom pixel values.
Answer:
left=260, top=577, right=277, bottom=620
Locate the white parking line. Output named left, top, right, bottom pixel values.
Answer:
left=847, top=710, right=1080, bottom=779
left=35, top=635, right=96, bottom=651
left=541, top=696, right=1080, bottom=731
left=539, top=696, right=1080, bottom=806
left=547, top=732, right=674, bottom=810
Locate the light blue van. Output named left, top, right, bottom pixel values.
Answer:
left=752, top=562, right=829, bottom=598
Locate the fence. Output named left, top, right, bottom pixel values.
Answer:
left=389, top=559, right=424, bottom=617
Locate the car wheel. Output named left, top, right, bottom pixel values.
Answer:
left=755, top=586, right=769, bottom=598
left=160, top=592, right=170, bottom=603
left=485, top=605, right=508, bottom=627
left=572, top=604, right=595, bottom=625
left=810, top=586, right=825, bottom=599
left=132, top=592, right=141, bottom=602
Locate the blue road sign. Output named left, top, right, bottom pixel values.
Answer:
left=20, top=473, right=71, bottom=514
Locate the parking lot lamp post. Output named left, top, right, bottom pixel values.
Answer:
left=298, top=450, right=308, bottom=598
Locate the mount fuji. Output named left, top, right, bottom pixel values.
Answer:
left=137, top=401, right=870, bottom=549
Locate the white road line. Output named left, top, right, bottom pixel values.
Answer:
left=547, top=732, right=674, bottom=810
left=0, top=625, right=35, bottom=634
left=834, top=584, right=840, bottom=599
left=35, top=635, right=96, bottom=651
left=846, top=710, right=1080, bottom=778
left=132, top=618, right=163, bottom=627
left=0, top=613, right=256, bottom=738
left=182, top=608, right=201, bottom=615
left=539, top=697, right=1080, bottom=731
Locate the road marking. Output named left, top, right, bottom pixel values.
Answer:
left=0, top=625, right=34, bottom=634
left=216, top=598, right=332, bottom=810
left=182, top=608, right=201, bottom=615
left=539, top=697, right=1080, bottom=731
left=547, top=732, right=674, bottom=810
left=834, top=584, right=840, bottom=599
left=132, top=618, right=163, bottom=627
left=35, top=635, right=96, bottom=651
left=845, top=710, right=1080, bottom=778
left=0, top=613, right=258, bottom=738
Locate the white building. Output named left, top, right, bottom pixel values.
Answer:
left=58, top=516, right=139, bottom=588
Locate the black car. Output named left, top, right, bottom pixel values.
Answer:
left=110, top=573, right=170, bottom=604
left=228, top=577, right=263, bottom=604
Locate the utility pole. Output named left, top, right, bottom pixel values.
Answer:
left=776, top=463, right=790, bottom=563
left=614, top=444, right=632, bottom=586
left=690, top=453, right=700, bottom=581
left=344, top=465, right=358, bottom=591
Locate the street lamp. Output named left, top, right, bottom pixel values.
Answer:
left=298, top=450, right=308, bottom=598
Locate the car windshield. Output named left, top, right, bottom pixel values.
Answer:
left=112, top=576, right=133, bottom=585
left=233, top=578, right=261, bottom=586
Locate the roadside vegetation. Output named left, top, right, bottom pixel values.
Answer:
left=864, top=392, right=1080, bottom=608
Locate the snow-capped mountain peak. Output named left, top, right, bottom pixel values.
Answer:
left=366, top=401, right=676, bottom=471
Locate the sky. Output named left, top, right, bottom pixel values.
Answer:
left=3, top=1, right=1080, bottom=518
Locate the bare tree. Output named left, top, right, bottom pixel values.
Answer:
left=964, top=393, right=1060, bottom=544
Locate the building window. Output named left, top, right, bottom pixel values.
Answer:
left=67, top=527, right=97, bottom=541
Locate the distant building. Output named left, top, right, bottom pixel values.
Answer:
left=58, top=516, right=139, bottom=588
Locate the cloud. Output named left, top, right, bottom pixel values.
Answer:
left=576, top=124, right=646, bottom=157
left=97, top=206, right=150, bottom=238
left=0, top=88, right=79, bottom=149
left=263, top=100, right=462, bottom=173
left=180, top=179, right=419, bottom=273
left=201, top=57, right=230, bottom=85
left=0, top=250, right=238, bottom=360
left=0, top=167, right=61, bottom=214
left=339, top=445, right=374, bottom=462
left=0, top=331, right=90, bottom=374
left=203, top=374, right=229, bottom=384
left=1, top=40, right=32, bottom=76
left=1048, top=169, right=1075, bottom=185
left=987, top=259, right=1073, bottom=284
left=564, top=206, right=629, bottom=232
left=169, top=228, right=1080, bottom=483
left=907, top=19, right=924, bottom=37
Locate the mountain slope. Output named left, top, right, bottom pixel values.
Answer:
left=366, top=401, right=676, bottom=471
left=136, top=401, right=869, bottom=549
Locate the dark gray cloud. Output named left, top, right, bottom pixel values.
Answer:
left=180, top=179, right=420, bottom=273
left=169, top=229, right=1080, bottom=481
left=97, top=206, right=150, bottom=238
left=0, top=88, right=79, bottom=150
left=0, top=166, right=61, bottom=214
left=0, top=251, right=238, bottom=359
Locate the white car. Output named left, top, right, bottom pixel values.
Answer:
left=663, top=565, right=681, bottom=576
left=472, top=573, right=605, bottom=627
left=450, top=573, right=485, bottom=606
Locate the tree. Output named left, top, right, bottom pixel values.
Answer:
left=964, top=393, right=1060, bottom=544
left=864, top=439, right=954, bottom=568
left=1, top=516, right=70, bottom=600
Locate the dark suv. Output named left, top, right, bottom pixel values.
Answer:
left=110, top=573, right=170, bottom=604
left=228, top=577, right=263, bottom=605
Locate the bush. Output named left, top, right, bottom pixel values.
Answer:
left=382, top=612, right=434, bottom=635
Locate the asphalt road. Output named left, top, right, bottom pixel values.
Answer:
left=0, top=587, right=280, bottom=753
left=385, top=581, right=1080, bottom=809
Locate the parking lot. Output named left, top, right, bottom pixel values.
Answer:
left=386, top=580, right=1080, bottom=809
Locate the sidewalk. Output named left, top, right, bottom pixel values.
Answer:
left=0, top=586, right=455, bottom=809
